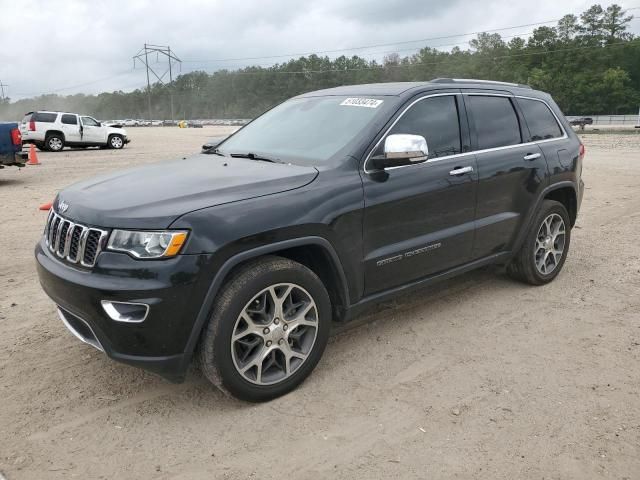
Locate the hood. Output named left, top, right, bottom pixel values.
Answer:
left=107, top=125, right=127, bottom=135
left=56, top=154, right=318, bottom=228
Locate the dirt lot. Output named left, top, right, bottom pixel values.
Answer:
left=1, top=128, right=639, bottom=479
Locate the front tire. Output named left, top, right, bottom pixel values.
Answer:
left=507, top=199, right=571, bottom=285
left=108, top=134, right=124, bottom=149
left=199, top=256, right=331, bottom=402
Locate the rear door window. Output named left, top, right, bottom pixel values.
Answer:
left=61, top=114, right=77, bottom=125
left=33, top=112, right=58, bottom=123
left=466, top=96, right=521, bottom=150
left=381, top=95, right=462, bottom=158
left=518, top=98, right=563, bottom=141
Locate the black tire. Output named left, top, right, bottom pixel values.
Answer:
left=199, top=256, right=331, bottom=402
left=45, top=133, right=65, bottom=152
left=507, top=199, right=571, bottom=285
left=108, top=134, right=125, bottom=149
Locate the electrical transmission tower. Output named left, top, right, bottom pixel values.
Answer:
left=133, top=44, right=181, bottom=121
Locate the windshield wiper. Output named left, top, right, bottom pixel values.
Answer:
left=229, top=152, right=284, bottom=163
left=202, top=145, right=226, bottom=156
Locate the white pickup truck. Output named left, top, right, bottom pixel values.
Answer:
left=20, top=111, right=129, bottom=151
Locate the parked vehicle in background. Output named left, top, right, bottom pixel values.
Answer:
left=163, top=120, right=176, bottom=126
left=151, top=120, right=163, bottom=126
left=122, top=119, right=139, bottom=127
left=187, top=120, right=203, bottom=128
left=20, top=111, right=130, bottom=151
left=36, top=79, right=584, bottom=401
left=569, top=117, right=593, bottom=127
left=0, top=122, right=27, bottom=169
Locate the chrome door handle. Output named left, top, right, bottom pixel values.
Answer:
left=523, top=153, right=541, bottom=160
left=449, top=166, right=474, bottom=176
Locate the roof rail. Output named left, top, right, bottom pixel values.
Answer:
left=430, top=78, right=532, bottom=89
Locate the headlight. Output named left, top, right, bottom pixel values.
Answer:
left=107, top=230, right=188, bottom=259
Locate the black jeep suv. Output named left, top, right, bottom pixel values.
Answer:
left=36, top=79, right=584, bottom=401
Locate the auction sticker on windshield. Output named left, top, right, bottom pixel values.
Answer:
left=340, top=98, right=383, bottom=108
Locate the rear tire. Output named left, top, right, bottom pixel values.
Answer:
left=507, top=199, right=571, bottom=285
left=199, top=256, right=331, bottom=402
left=45, top=134, right=64, bottom=152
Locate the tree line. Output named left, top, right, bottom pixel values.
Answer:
left=1, top=3, right=638, bottom=121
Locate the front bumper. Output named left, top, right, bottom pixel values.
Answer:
left=35, top=238, right=215, bottom=381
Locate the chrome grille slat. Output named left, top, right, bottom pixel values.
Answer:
left=44, top=210, right=108, bottom=267
left=54, top=217, right=64, bottom=252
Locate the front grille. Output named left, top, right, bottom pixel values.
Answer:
left=44, top=210, right=108, bottom=267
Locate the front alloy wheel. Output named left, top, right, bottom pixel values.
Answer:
left=109, top=135, right=124, bottom=149
left=232, top=283, right=318, bottom=385
left=199, top=256, right=331, bottom=402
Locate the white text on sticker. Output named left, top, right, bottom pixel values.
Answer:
left=340, top=98, right=383, bottom=108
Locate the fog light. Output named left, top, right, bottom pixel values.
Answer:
left=101, top=300, right=149, bottom=323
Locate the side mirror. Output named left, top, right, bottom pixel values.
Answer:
left=370, top=134, right=429, bottom=170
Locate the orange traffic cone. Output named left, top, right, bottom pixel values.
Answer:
left=27, top=144, right=40, bottom=165
left=39, top=201, right=53, bottom=211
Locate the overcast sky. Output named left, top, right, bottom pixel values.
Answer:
left=1, top=0, right=638, bottom=100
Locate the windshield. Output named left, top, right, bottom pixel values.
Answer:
left=218, top=95, right=389, bottom=164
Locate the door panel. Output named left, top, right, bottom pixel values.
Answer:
left=60, top=114, right=81, bottom=143
left=361, top=92, right=477, bottom=295
left=80, top=117, right=105, bottom=143
left=472, top=144, right=546, bottom=258
left=362, top=155, right=478, bottom=294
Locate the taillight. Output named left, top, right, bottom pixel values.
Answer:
left=579, top=143, right=585, bottom=159
left=10, top=128, right=22, bottom=146
left=29, top=120, right=36, bottom=131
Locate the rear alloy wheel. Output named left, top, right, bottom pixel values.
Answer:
left=108, top=135, right=124, bottom=149
left=533, top=213, right=566, bottom=275
left=46, top=134, right=64, bottom=152
left=507, top=199, right=571, bottom=285
left=199, top=256, right=331, bottom=402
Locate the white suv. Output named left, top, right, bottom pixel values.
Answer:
left=20, top=111, right=130, bottom=152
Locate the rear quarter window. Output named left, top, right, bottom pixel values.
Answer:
left=467, top=95, right=521, bottom=150
left=518, top=98, right=563, bottom=141
left=33, top=112, right=58, bottom=123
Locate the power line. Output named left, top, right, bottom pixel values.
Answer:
left=8, top=5, right=640, bottom=99
left=182, top=6, right=640, bottom=64
left=180, top=37, right=640, bottom=77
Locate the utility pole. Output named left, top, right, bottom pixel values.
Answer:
left=0, top=80, right=8, bottom=101
left=133, top=44, right=181, bottom=121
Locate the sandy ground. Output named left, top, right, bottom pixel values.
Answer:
left=1, top=127, right=639, bottom=479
